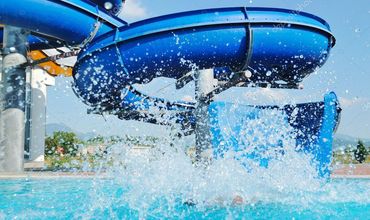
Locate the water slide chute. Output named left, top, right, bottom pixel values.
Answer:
left=0, top=2, right=339, bottom=176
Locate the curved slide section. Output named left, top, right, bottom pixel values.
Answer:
left=73, top=7, right=335, bottom=116
left=0, top=2, right=339, bottom=176
left=0, top=2, right=336, bottom=129
left=0, top=0, right=127, bottom=76
left=0, top=0, right=126, bottom=46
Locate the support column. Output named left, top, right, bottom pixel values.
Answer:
left=27, top=68, right=55, bottom=166
left=194, top=69, right=215, bottom=165
left=0, top=26, right=28, bottom=172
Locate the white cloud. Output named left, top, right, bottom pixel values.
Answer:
left=119, top=0, right=148, bottom=21
left=242, top=88, right=290, bottom=105
left=339, top=97, right=364, bottom=107
left=339, top=97, right=368, bottom=108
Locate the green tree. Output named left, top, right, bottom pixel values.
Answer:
left=45, top=131, right=81, bottom=156
left=354, top=140, right=368, bottom=163
left=87, top=135, right=105, bottom=144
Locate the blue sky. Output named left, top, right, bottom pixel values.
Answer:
left=47, top=0, right=370, bottom=139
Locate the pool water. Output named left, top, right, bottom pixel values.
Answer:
left=0, top=178, right=369, bottom=219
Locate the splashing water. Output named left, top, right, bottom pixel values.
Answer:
left=65, top=55, right=367, bottom=218
left=58, top=108, right=367, bottom=219
left=0, top=108, right=369, bottom=219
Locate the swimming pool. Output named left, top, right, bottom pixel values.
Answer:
left=0, top=177, right=369, bottom=219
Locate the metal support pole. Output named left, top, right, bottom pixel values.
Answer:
left=27, top=68, right=55, bottom=166
left=194, top=69, right=215, bottom=165
left=0, top=26, right=28, bottom=172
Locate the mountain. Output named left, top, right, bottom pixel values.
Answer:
left=46, top=123, right=74, bottom=135
left=46, top=123, right=369, bottom=149
left=46, top=123, right=98, bottom=141
left=333, top=133, right=370, bottom=150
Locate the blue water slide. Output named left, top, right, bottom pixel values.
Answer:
left=285, top=92, right=340, bottom=177
left=73, top=7, right=335, bottom=114
left=0, top=0, right=127, bottom=47
left=0, top=29, right=68, bottom=50
left=0, top=1, right=339, bottom=176
left=209, top=92, right=341, bottom=177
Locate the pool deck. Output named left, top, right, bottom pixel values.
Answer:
left=0, top=164, right=369, bottom=179
left=0, top=172, right=101, bottom=179
left=331, top=164, right=370, bottom=179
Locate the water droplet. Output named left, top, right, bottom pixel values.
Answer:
left=104, top=2, right=113, bottom=10
left=6, top=86, right=13, bottom=93
left=244, top=70, right=252, bottom=78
